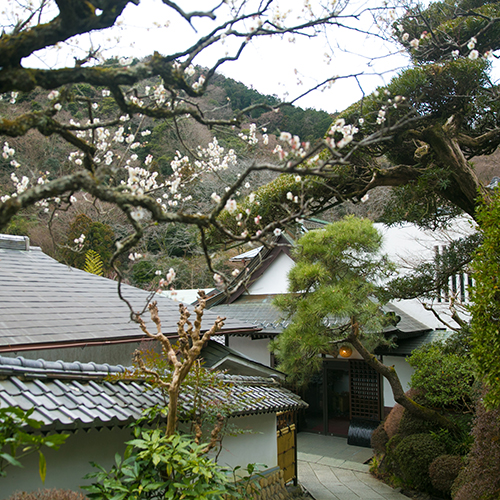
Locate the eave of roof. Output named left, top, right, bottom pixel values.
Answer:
left=0, top=355, right=307, bottom=431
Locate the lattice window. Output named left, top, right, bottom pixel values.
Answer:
left=349, top=360, right=381, bottom=421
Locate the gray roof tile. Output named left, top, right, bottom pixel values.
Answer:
left=0, top=248, right=258, bottom=352
left=0, top=355, right=307, bottom=431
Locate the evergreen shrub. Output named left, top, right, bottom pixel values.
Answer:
left=398, top=409, right=441, bottom=438
left=393, top=433, right=446, bottom=491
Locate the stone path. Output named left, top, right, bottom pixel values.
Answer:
left=297, top=433, right=408, bottom=500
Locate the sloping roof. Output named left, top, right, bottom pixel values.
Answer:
left=376, top=329, right=452, bottom=357
left=0, top=242, right=258, bottom=352
left=382, top=303, right=432, bottom=338
left=206, top=234, right=293, bottom=307
left=210, top=297, right=288, bottom=335
left=0, top=355, right=307, bottom=431
left=209, top=298, right=432, bottom=340
left=202, top=339, right=285, bottom=379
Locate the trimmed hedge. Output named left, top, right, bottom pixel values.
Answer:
left=393, top=433, right=446, bottom=492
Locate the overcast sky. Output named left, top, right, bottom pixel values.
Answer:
left=19, top=0, right=417, bottom=113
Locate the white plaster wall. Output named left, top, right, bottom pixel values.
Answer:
left=247, top=252, right=294, bottom=295
left=1, top=414, right=279, bottom=498
left=228, top=336, right=272, bottom=366
left=214, top=413, right=277, bottom=473
left=0, top=426, right=131, bottom=499
left=382, top=355, right=415, bottom=408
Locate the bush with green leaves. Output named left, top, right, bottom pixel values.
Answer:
left=84, top=426, right=242, bottom=500
left=407, top=342, right=475, bottom=412
left=0, top=407, right=68, bottom=483
left=470, top=190, right=500, bottom=409
left=393, top=433, right=446, bottom=492
left=397, top=409, right=441, bottom=438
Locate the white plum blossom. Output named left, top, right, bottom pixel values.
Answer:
left=467, top=37, right=477, bottom=50
left=192, top=75, right=206, bottom=90
left=74, top=234, right=86, bottom=246
left=128, top=252, right=143, bottom=261
left=2, top=142, right=15, bottom=159
left=409, top=39, right=419, bottom=49
left=402, top=33, right=410, bottom=42
left=130, top=207, right=148, bottom=221
left=376, top=108, right=387, bottom=125
left=184, top=65, right=196, bottom=77
left=469, top=50, right=479, bottom=60
left=211, top=192, right=221, bottom=204
left=225, top=199, right=237, bottom=213
left=274, top=228, right=282, bottom=237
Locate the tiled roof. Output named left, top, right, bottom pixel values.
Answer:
left=0, top=355, right=307, bottom=431
left=210, top=298, right=432, bottom=339
left=376, top=329, right=452, bottom=357
left=210, top=299, right=288, bottom=335
left=0, top=245, right=258, bottom=352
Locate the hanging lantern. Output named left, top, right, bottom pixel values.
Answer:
left=339, top=345, right=352, bottom=358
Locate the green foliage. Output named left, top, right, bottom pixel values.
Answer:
left=63, top=214, right=115, bottom=271
left=395, top=1, right=500, bottom=65
left=397, top=409, right=442, bottom=438
left=1, top=214, right=38, bottom=237
left=470, top=190, right=500, bottom=408
left=83, top=250, right=104, bottom=276
left=407, top=343, right=475, bottom=412
left=429, top=424, right=474, bottom=457
left=0, top=407, right=68, bottom=483
left=271, top=216, right=394, bottom=388
left=144, top=224, right=198, bottom=257
left=84, top=427, right=241, bottom=500
left=393, top=433, right=446, bottom=492
left=131, top=260, right=157, bottom=286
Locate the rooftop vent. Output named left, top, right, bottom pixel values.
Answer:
left=0, top=234, right=30, bottom=251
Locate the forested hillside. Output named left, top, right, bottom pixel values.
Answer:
left=0, top=59, right=333, bottom=290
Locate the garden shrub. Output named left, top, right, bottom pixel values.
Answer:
left=398, top=408, right=441, bottom=438
left=371, top=423, right=389, bottom=455
left=84, top=427, right=240, bottom=500
left=452, top=391, right=500, bottom=500
left=408, top=343, right=475, bottom=412
left=428, top=455, right=462, bottom=495
left=383, top=388, right=422, bottom=438
left=6, top=490, right=87, bottom=500
left=383, top=434, right=404, bottom=477
left=384, top=403, right=404, bottom=438
left=393, top=433, right=446, bottom=492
